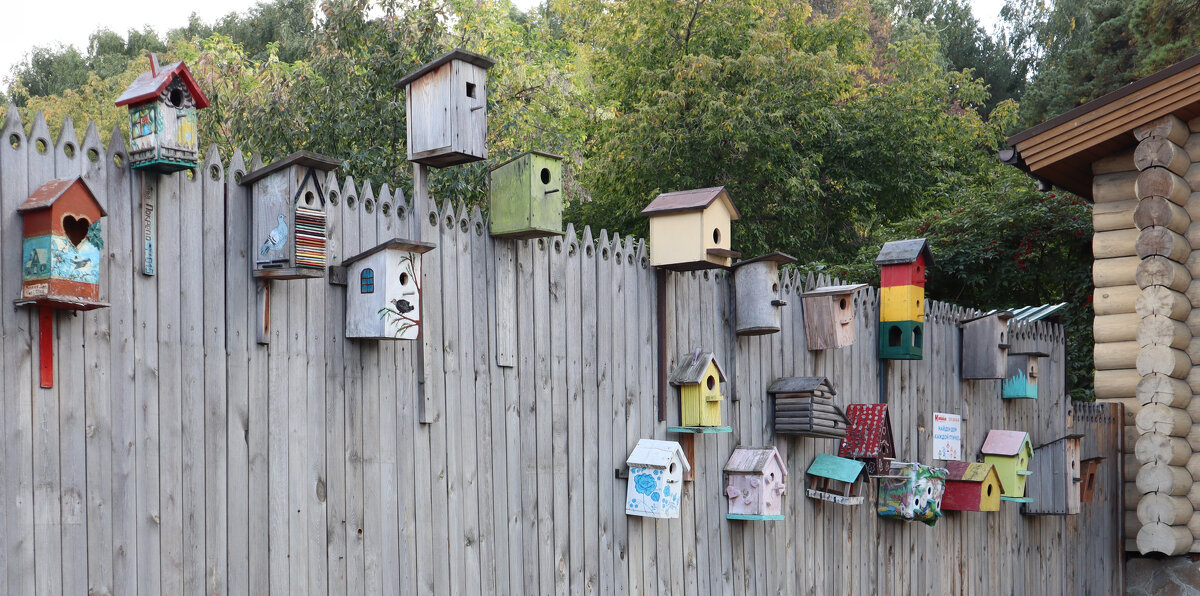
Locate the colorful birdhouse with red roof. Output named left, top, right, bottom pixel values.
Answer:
left=838, top=403, right=896, bottom=476
left=981, top=430, right=1034, bottom=502
left=241, top=151, right=341, bottom=280
left=114, top=54, right=209, bottom=172
left=877, top=238, right=933, bottom=360
left=16, top=177, right=107, bottom=311
left=724, top=446, right=788, bottom=520
left=941, top=462, right=1003, bottom=512
left=642, top=187, right=741, bottom=270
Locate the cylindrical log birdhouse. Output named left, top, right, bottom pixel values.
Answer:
left=732, top=252, right=795, bottom=336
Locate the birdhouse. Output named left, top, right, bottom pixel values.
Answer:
left=241, top=151, right=341, bottom=280
left=767, top=377, right=849, bottom=439
left=15, top=177, right=107, bottom=311
left=1080, top=457, right=1104, bottom=503
left=730, top=252, right=796, bottom=335
left=1003, top=349, right=1048, bottom=399
left=804, top=453, right=867, bottom=506
left=801, top=283, right=868, bottom=350
left=960, top=311, right=1013, bottom=380
left=941, top=462, right=1004, bottom=512
left=1022, top=434, right=1082, bottom=515
left=397, top=49, right=495, bottom=167
left=489, top=150, right=563, bottom=239
left=641, top=187, right=741, bottom=271
left=625, top=439, right=690, bottom=519
left=669, top=351, right=726, bottom=428
left=876, top=461, right=948, bottom=526
left=339, top=238, right=436, bottom=340
left=114, top=54, right=209, bottom=173
left=838, top=404, right=896, bottom=476
left=877, top=238, right=933, bottom=360
left=724, top=446, right=788, bottom=520
left=981, top=430, right=1034, bottom=502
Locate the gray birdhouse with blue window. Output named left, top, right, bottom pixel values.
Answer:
left=397, top=49, right=495, bottom=167
left=241, top=151, right=340, bottom=280
left=339, top=238, right=436, bottom=340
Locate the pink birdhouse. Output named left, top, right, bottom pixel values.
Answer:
left=724, top=446, right=787, bottom=520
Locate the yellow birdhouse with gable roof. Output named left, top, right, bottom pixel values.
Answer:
left=670, top=350, right=726, bottom=427
left=641, top=187, right=741, bottom=270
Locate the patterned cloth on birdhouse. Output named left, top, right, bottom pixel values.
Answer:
left=876, top=462, right=947, bottom=526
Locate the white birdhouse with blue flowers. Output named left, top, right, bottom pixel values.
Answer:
left=241, top=151, right=341, bottom=280
left=341, top=238, right=436, bottom=340
left=625, top=439, right=690, bottom=519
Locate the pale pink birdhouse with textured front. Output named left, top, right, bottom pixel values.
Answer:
left=723, top=446, right=787, bottom=520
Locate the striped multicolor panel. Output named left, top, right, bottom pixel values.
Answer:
left=294, top=207, right=326, bottom=269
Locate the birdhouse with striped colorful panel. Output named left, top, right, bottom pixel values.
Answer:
left=669, top=350, right=726, bottom=428
left=960, top=311, right=1013, bottom=380
left=642, top=187, right=741, bottom=271
left=732, top=252, right=796, bottom=336
left=397, top=49, right=495, bottom=168
left=981, top=430, right=1034, bottom=502
left=489, top=150, right=563, bottom=239
left=1022, top=435, right=1082, bottom=515
left=876, top=238, right=933, bottom=360
left=724, top=446, right=788, bottom=520
left=15, top=177, right=107, bottom=310
left=341, top=238, right=436, bottom=340
left=941, top=462, right=1003, bottom=512
left=114, top=54, right=209, bottom=173
left=838, top=404, right=895, bottom=476
left=241, top=151, right=340, bottom=280
left=805, top=454, right=866, bottom=506
left=801, top=283, right=868, bottom=350
left=876, top=461, right=948, bottom=526
left=625, top=439, right=690, bottom=518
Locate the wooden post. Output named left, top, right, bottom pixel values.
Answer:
left=255, top=280, right=270, bottom=345
left=38, top=306, right=53, bottom=388
left=414, top=162, right=435, bottom=423
left=656, top=268, right=667, bottom=421
left=140, top=173, right=157, bottom=276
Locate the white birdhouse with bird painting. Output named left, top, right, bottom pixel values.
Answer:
left=340, top=238, right=436, bottom=340
left=241, top=151, right=341, bottom=280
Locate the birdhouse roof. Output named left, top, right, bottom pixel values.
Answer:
left=766, top=376, right=834, bottom=396
left=669, top=351, right=725, bottom=385
left=981, top=430, right=1032, bottom=456
left=640, top=186, right=741, bottom=219
left=724, top=446, right=787, bottom=476
left=838, top=404, right=893, bottom=458
left=626, top=439, right=691, bottom=471
left=959, top=310, right=1014, bottom=325
left=240, top=151, right=342, bottom=186
left=874, top=238, right=934, bottom=268
left=396, top=48, right=496, bottom=88
left=806, top=453, right=865, bottom=484
left=801, top=283, right=869, bottom=298
left=115, top=55, right=209, bottom=109
left=731, top=252, right=796, bottom=268
left=18, top=177, right=105, bottom=216
left=341, top=237, right=437, bottom=267
left=490, top=150, right=563, bottom=171
left=943, top=462, right=1002, bottom=489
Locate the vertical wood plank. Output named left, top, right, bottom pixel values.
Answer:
left=156, top=169, right=184, bottom=596
left=179, top=161, right=206, bottom=596
left=549, top=233, right=570, bottom=595
left=579, top=228, right=599, bottom=596
left=341, top=178, right=365, bottom=596
left=357, top=183, right=379, bottom=595
left=201, top=147, right=229, bottom=596
left=224, top=151, right=251, bottom=596
left=323, top=170, right=348, bottom=596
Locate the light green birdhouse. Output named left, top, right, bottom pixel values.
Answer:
left=489, top=150, right=563, bottom=239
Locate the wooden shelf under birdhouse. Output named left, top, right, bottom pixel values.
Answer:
left=667, top=426, right=733, bottom=434
left=727, top=514, right=785, bottom=521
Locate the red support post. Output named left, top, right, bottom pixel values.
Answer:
left=38, top=306, right=53, bottom=388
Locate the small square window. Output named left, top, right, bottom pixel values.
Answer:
left=466, top=82, right=476, bottom=98
left=361, top=268, right=375, bottom=294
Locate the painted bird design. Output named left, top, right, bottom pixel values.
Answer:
left=70, top=256, right=91, bottom=269
left=391, top=299, right=414, bottom=314
left=259, top=215, right=288, bottom=257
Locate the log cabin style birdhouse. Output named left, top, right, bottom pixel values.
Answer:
left=1079, top=457, right=1104, bottom=504
left=641, top=186, right=741, bottom=271
left=1022, top=434, right=1082, bottom=515
left=941, top=462, right=1004, bottom=512
left=876, top=461, right=948, bottom=526
left=16, top=177, right=107, bottom=311
left=877, top=238, right=933, bottom=360
left=241, top=151, right=341, bottom=280
left=768, top=377, right=849, bottom=439
left=981, top=430, right=1034, bottom=502
left=338, top=238, right=436, bottom=340
left=731, top=252, right=796, bottom=336
left=114, top=54, right=209, bottom=173
left=801, top=283, right=868, bottom=350
left=960, top=311, right=1013, bottom=380
left=397, top=49, right=495, bottom=168
left=489, top=150, right=563, bottom=239
left=839, top=403, right=896, bottom=476
left=670, top=351, right=726, bottom=428
left=625, top=439, right=690, bottom=519
left=805, top=453, right=867, bottom=506
left=724, top=446, right=788, bottom=520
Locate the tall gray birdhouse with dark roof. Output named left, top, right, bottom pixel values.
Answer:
left=960, top=311, right=1013, bottom=380
left=732, top=253, right=796, bottom=336
left=397, top=49, right=495, bottom=167
left=641, top=186, right=741, bottom=270
left=114, top=54, right=210, bottom=173
left=240, top=151, right=341, bottom=280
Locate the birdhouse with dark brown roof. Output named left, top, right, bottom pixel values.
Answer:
left=339, top=238, right=436, bottom=340
left=960, top=311, right=1013, bottom=380
left=114, top=54, right=209, bottom=173
left=241, top=151, right=341, bottom=280
left=15, top=177, right=107, bottom=311
left=397, top=49, right=495, bottom=168
left=641, top=187, right=740, bottom=270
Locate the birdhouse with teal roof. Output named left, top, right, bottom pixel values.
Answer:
left=625, top=439, right=690, bottom=519
left=114, top=54, right=209, bottom=173
left=15, top=177, right=107, bottom=311
left=241, top=151, right=341, bottom=280
left=340, top=238, right=436, bottom=340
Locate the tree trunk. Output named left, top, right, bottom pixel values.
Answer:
left=1135, top=227, right=1190, bottom=263
left=1136, top=372, right=1192, bottom=407
left=1095, top=369, right=1141, bottom=398
left=1133, top=114, right=1190, bottom=146
left=1095, top=341, right=1140, bottom=370
left=1095, top=313, right=1140, bottom=342
left=1136, top=286, right=1191, bottom=320
left=1137, top=315, right=1191, bottom=349
left=1094, top=257, right=1139, bottom=287
left=1136, top=345, right=1192, bottom=378
left=1094, top=199, right=1137, bottom=231
left=1137, top=522, right=1193, bottom=556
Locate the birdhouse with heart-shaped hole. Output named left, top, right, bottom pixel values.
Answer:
left=241, top=151, right=340, bottom=280
left=724, top=446, right=788, bottom=520
left=340, top=238, right=436, bottom=340
left=625, top=439, right=690, bottom=519
left=489, top=150, right=563, bottom=239
left=114, top=54, right=209, bottom=173
left=397, top=49, right=495, bottom=168
left=15, top=177, right=107, bottom=311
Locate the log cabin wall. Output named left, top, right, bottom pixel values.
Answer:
left=0, top=108, right=1124, bottom=595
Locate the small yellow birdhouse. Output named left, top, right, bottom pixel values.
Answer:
left=641, top=187, right=741, bottom=271
left=669, top=350, right=726, bottom=428
left=801, top=283, right=868, bottom=350
left=981, top=430, right=1034, bottom=502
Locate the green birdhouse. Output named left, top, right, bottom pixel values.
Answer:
left=489, top=150, right=563, bottom=239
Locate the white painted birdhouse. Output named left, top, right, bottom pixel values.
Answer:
left=241, top=151, right=341, bottom=280
left=625, top=439, right=690, bottom=519
left=731, top=253, right=796, bottom=336
left=341, top=238, right=436, bottom=340
left=397, top=49, right=495, bottom=168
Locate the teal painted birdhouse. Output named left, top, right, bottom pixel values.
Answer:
left=114, top=54, right=209, bottom=173
left=489, top=150, right=563, bottom=239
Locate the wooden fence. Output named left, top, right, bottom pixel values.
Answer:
left=0, top=110, right=1123, bottom=595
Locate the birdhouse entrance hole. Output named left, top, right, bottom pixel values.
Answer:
left=168, top=88, right=183, bottom=108
left=706, top=375, right=716, bottom=390
left=63, top=215, right=90, bottom=247
left=540, top=168, right=551, bottom=184
left=304, top=191, right=315, bottom=205
left=913, top=326, right=923, bottom=347
left=987, top=484, right=993, bottom=496
left=668, top=462, right=678, bottom=476
left=465, top=82, right=476, bottom=98
left=840, top=298, right=847, bottom=310
left=889, top=325, right=902, bottom=347
left=399, top=271, right=410, bottom=285
left=712, top=228, right=721, bottom=243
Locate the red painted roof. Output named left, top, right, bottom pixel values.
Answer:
left=18, top=177, right=105, bottom=215
left=115, top=57, right=210, bottom=109
left=838, top=404, right=893, bottom=458
left=981, top=430, right=1030, bottom=456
